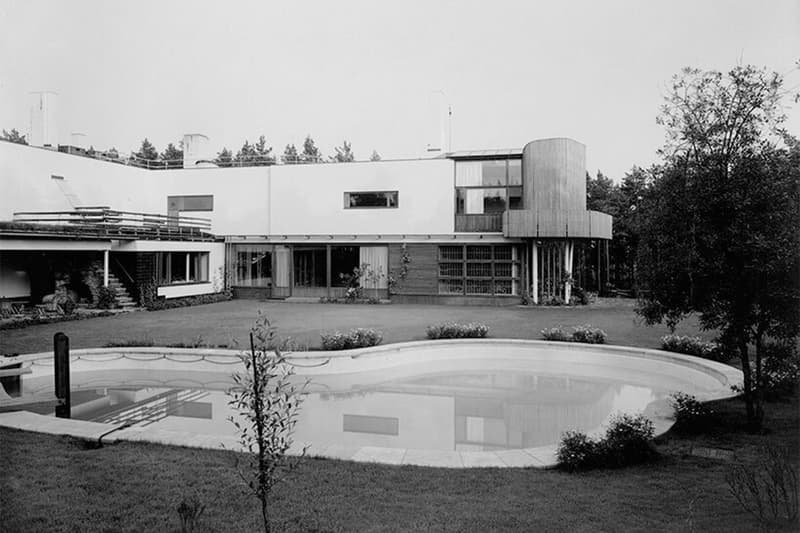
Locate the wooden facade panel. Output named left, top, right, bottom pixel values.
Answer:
left=505, top=209, right=612, bottom=239
left=455, top=213, right=503, bottom=232
left=522, top=138, right=586, bottom=212
left=388, top=243, right=439, bottom=294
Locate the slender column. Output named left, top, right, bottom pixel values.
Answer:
left=531, top=241, right=539, bottom=304
left=103, top=250, right=109, bottom=287
left=325, top=245, right=332, bottom=297
left=564, top=241, right=573, bottom=302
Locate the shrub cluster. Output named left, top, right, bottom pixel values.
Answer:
left=320, top=328, right=383, bottom=350
left=557, top=413, right=656, bottom=472
left=95, top=286, right=119, bottom=309
left=541, top=325, right=606, bottom=344
left=0, top=310, right=116, bottom=331
left=761, top=341, right=800, bottom=398
left=426, top=322, right=489, bottom=339
left=145, top=291, right=231, bottom=311
left=670, top=392, right=715, bottom=434
left=660, top=334, right=729, bottom=362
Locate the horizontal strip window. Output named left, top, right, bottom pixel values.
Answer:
left=344, top=191, right=398, bottom=209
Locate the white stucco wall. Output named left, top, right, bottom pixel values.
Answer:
left=1, top=142, right=456, bottom=237
left=268, top=159, right=455, bottom=235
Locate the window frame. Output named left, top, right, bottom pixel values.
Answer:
left=156, top=251, right=210, bottom=286
left=437, top=244, right=520, bottom=296
left=344, top=191, right=399, bottom=209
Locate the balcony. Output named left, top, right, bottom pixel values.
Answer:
left=455, top=213, right=503, bottom=232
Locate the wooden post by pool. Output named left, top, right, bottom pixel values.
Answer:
left=54, top=332, right=70, bottom=419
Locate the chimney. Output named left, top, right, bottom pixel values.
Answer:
left=182, top=133, right=215, bottom=168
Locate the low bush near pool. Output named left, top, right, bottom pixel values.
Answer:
left=320, top=328, right=383, bottom=350
left=660, top=334, right=729, bottom=362
left=557, top=413, right=656, bottom=471
left=541, top=325, right=606, bottom=344
left=425, top=322, right=489, bottom=339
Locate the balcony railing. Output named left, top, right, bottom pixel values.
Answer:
left=455, top=213, right=503, bottom=232
left=10, top=207, right=215, bottom=241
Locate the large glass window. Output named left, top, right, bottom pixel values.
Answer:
left=455, top=159, right=523, bottom=217
left=437, top=245, right=519, bottom=296
left=231, top=244, right=272, bottom=287
left=344, top=191, right=398, bottom=208
left=293, top=248, right=326, bottom=287
left=157, top=252, right=209, bottom=285
left=331, top=246, right=360, bottom=286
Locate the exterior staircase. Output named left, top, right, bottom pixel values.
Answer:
left=106, top=272, right=137, bottom=309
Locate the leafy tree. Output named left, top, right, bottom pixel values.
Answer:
left=330, top=140, right=355, bottom=162
left=228, top=315, right=306, bottom=533
left=636, top=65, right=799, bottom=429
left=370, top=150, right=381, bottom=161
left=253, top=135, right=275, bottom=166
left=300, top=135, right=322, bottom=163
left=215, top=147, right=233, bottom=167
left=586, top=171, right=618, bottom=214
left=133, top=138, right=159, bottom=163
left=2, top=128, right=27, bottom=145
left=106, top=147, right=119, bottom=159
left=161, top=142, right=184, bottom=169
left=281, top=144, right=298, bottom=164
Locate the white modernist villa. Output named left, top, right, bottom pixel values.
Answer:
left=0, top=135, right=612, bottom=308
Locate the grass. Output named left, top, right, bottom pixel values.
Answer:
left=0, top=298, right=706, bottom=355
left=1, top=394, right=797, bottom=532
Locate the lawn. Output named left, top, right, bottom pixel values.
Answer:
left=1, top=299, right=796, bottom=532
left=0, top=298, right=705, bottom=355
left=1, top=395, right=797, bottom=532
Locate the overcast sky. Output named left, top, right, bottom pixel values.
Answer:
left=1, top=0, right=797, bottom=179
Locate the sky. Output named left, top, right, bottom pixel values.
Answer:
left=0, top=0, right=798, bottom=179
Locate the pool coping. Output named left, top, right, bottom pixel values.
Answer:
left=0, top=339, right=743, bottom=469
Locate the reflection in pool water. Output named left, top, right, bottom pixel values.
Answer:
left=22, top=368, right=662, bottom=452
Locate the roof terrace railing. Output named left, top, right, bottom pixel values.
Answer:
left=11, top=207, right=213, bottom=240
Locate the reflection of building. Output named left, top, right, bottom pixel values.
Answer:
left=1, top=137, right=611, bottom=306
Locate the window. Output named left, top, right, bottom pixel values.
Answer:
left=231, top=244, right=272, bottom=287
left=455, top=159, right=523, bottom=215
left=437, top=244, right=519, bottom=296
left=331, top=246, right=360, bottom=286
left=157, top=252, right=209, bottom=285
left=344, top=191, right=398, bottom=208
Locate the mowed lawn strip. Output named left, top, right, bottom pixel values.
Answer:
left=1, top=395, right=797, bottom=532
left=0, top=298, right=705, bottom=354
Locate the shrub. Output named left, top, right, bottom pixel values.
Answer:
left=95, top=286, right=118, bottom=309
left=660, top=334, right=729, bottom=362
left=145, top=291, right=231, bottom=311
left=726, top=445, right=799, bottom=527
left=761, top=341, right=800, bottom=398
left=541, top=326, right=571, bottom=342
left=570, top=325, right=607, bottom=344
left=425, top=322, right=489, bottom=339
left=556, top=431, right=602, bottom=472
left=176, top=494, right=205, bottom=533
left=320, top=328, right=383, bottom=350
left=670, top=392, right=715, bottom=434
left=602, top=413, right=656, bottom=467
left=557, top=413, right=657, bottom=471
left=541, top=325, right=606, bottom=344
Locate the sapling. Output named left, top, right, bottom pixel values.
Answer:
left=228, top=314, right=306, bottom=533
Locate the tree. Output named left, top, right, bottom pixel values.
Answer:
left=300, top=135, right=322, bottom=164
left=161, top=142, right=184, bottom=169
left=235, top=140, right=257, bottom=166
left=281, top=144, right=298, bottom=164
left=253, top=135, right=275, bottom=166
left=215, top=147, right=233, bottom=167
left=369, top=150, right=381, bottom=161
left=636, top=65, right=799, bottom=429
left=132, top=138, right=159, bottom=167
left=330, top=140, right=355, bottom=162
left=228, top=315, right=306, bottom=533
left=586, top=171, right=618, bottom=214
left=2, top=128, right=27, bottom=145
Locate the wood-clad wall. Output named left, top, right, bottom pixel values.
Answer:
left=522, top=138, right=586, bottom=212
left=388, top=243, right=438, bottom=294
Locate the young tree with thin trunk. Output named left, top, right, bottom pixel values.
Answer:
left=228, top=315, right=306, bottom=533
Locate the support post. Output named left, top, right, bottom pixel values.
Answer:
left=103, top=250, right=109, bottom=287
left=54, top=332, right=70, bottom=419
left=531, top=241, right=539, bottom=304
left=564, top=241, right=573, bottom=302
